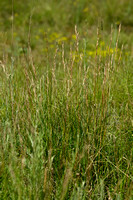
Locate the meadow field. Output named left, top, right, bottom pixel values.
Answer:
left=0, top=0, right=133, bottom=199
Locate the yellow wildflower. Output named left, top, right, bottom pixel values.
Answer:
left=72, top=34, right=77, bottom=40
left=83, top=7, right=89, bottom=13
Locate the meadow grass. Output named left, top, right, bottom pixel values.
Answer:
left=0, top=1, right=133, bottom=199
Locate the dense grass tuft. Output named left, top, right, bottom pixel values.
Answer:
left=0, top=1, right=133, bottom=199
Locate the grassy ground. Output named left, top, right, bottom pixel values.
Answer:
left=0, top=0, right=133, bottom=199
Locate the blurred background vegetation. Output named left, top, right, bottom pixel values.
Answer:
left=0, top=0, right=133, bottom=59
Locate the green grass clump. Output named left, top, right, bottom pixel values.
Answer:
left=0, top=25, right=133, bottom=199
left=0, top=0, right=133, bottom=199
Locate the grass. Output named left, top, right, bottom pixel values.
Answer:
left=0, top=0, right=133, bottom=199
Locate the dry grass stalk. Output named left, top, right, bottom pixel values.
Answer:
left=62, top=42, right=66, bottom=72
left=61, top=168, right=72, bottom=200
left=75, top=25, right=79, bottom=52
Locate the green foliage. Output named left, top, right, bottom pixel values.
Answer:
left=0, top=0, right=133, bottom=199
